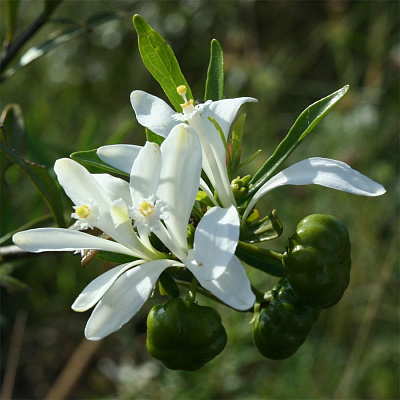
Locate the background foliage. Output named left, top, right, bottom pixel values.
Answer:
left=1, top=1, right=398, bottom=399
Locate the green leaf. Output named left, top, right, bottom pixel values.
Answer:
left=196, top=190, right=215, bottom=207
left=0, top=141, right=66, bottom=227
left=241, top=210, right=283, bottom=243
left=230, top=113, right=246, bottom=173
left=2, top=12, right=124, bottom=80
left=133, top=14, right=193, bottom=112
left=146, top=127, right=165, bottom=146
left=44, top=0, right=62, bottom=17
left=242, top=85, right=350, bottom=203
left=96, top=251, right=138, bottom=264
left=236, top=242, right=284, bottom=278
left=205, top=39, right=224, bottom=101
left=5, top=0, right=20, bottom=42
left=0, top=265, right=30, bottom=294
left=159, top=269, right=180, bottom=298
left=70, top=149, right=129, bottom=176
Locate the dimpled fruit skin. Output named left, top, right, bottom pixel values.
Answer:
left=252, top=279, right=320, bottom=360
left=283, top=214, right=351, bottom=309
left=146, top=298, right=227, bottom=371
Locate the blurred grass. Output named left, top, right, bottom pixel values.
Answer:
left=1, top=1, right=399, bottom=399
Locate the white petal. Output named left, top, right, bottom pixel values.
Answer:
left=130, top=90, right=178, bottom=137
left=72, top=260, right=144, bottom=311
left=192, top=205, right=240, bottom=281
left=97, top=144, right=143, bottom=174
left=199, top=179, right=219, bottom=207
left=54, top=158, right=110, bottom=210
left=203, top=97, right=258, bottom=140
left=93, top=174, right=132, bottom=207
left=84, top=259, right=175, bottom=340
left=199, top=256, right=255, bottom=311
left=130, top=142, right=162, bottom=207
left=244, top=157, right=386, bottom=222
left=157, top=123, right=202, bottom=255
left=12, top=228, right=137, bottom=256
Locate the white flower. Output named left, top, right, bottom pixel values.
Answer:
left=242, top=157, right=386, bottom=223
left=97, top=87, right=257, bottom=208
left=13, top=124, right=255, bottom=340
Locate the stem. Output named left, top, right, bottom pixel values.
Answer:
left=185, top=277, right=198, bottom=302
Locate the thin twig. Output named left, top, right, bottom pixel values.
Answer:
left=0, top=245, right=35, bottom=262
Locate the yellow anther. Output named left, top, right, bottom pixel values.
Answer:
left=75, top=204, right=90, bottom=219
left=139, top=200, right=154, bottom=217
left=177, top=85, right=187, bottom=97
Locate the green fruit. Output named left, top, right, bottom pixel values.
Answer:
left=252, top=279, right=320, bottom=360
left=283, top=214, right=351, bottom=308
left=146, top=298, right=227, bottom=371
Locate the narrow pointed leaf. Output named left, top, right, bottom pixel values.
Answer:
left=242, top=85, right=350, bottom=203
left=236, top=241, right=284, bottom=277
left=133, top=14, right=192, bottom=112
left=0, top=142, right=65, bottom=227
left=5, top=0, right=20, bottom=42
left=205, top=39, right=224, bottom=101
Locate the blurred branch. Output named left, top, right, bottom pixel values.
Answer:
left=45, top=339, right=102, bottom=400
left=0, top=310, right=27, bottom=400
left=1, top=1, right=63, bottom=74
left=0, top=245, right=34, bottom=262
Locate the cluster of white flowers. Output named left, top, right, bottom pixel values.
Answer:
left=13, top=86, right=385, bottom=340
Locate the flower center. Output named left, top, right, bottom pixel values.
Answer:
left=139, top=200, right=154, bottom=217
left=75, top=204, right=90, bottom=219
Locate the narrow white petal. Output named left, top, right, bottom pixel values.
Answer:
left=157, top=123, right=202, bottom=255
left=199, top=179, right=219, bottom=206
left=203, top=97, right=258, bottom=140
left=72, top=260, right=144, bottom=311
left=54, top=158, right=110, bottom=210
left=12, top=228, right=137, bottom=256
left=244, top=157, right=386, bottom=222
left=192, top=205, right=240, bottom=281
left=97, top=144, right=143, bottom=174
left=199, top=256, right=255, bottom=311
left=84, top=259, right=175, bottom=340
left=93, top=174, right=132, bottom=207
left=130, top=142, right=162, bottom=207
left=130, top=90, right=178, bottom=137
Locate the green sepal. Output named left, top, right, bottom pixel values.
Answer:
left=133, top=14, right=193, bottom=112
left=241, top=209, right=283, bottom=243
left=236, top=241, right=284, bottom=277
left=204, top=39, right=224, bottom=101
left=95, top=251, right=138, bottom=264
left=159, top=269, right=180, bottom=298
left=70, top=149, right=129, bottom=176
left=241, top=85, right=350, bottom=204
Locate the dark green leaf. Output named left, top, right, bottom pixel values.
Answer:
left=159, top=269, right=180, bottom=298
left=70, top=149, right=129, bottom=176
left=0, top=142, right=66, bottom=227
left=230, top=113, right=246, bottom=173
left=5, top=0, right=20, bottom=42
left=242, top=210, right=283, bottom=243
left=236, top=241, right=284, bottom=277
left=243, top=85, right=350, bottom=203
left=3, top=12, right=124, bottom=80
left=0, top=270, right=30, bottom=294
left=205, top=39, right=224, bottom=101
left=146, top=127, right=165, bottom=146
left=96, top=251, right=138, bottom=264
left=133, top=14, right=193, bottom=112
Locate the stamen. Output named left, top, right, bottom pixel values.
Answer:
left=139, top=200, right=154, bottom=217
left=75, top=204, right=90, bottom=219
left=177, top=85, right=188, bottom=102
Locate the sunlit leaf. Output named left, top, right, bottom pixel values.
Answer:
left=146, top=127, right=165, bottom=146
left=133, top=14, right=192, bottom=112
left=205, top=39, right=224, bottom=101
left=242, top=85, right=350, bottom=204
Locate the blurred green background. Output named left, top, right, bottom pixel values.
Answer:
left=1, top=1, right=398, bottom=399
